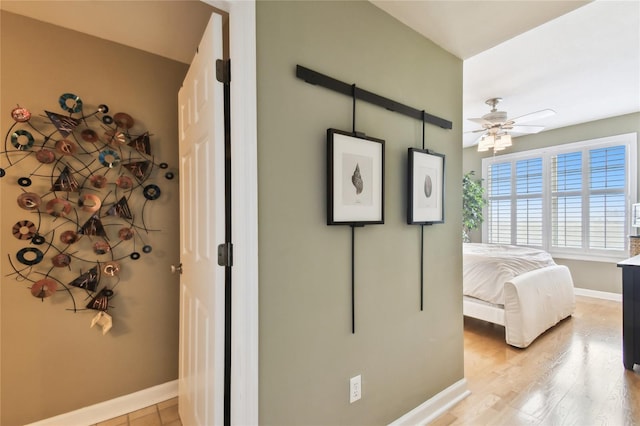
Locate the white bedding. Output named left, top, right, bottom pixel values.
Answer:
left=463, top=243, right=557, bottom=305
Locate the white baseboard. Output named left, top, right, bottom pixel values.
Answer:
left=25, top=380, right=178, bottom=426
left=389, top=378, right=470, bottom=426
left=574, top=287, right=622, bottom=302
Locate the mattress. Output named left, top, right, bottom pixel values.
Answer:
left=463, top=243, right=556, bottom=305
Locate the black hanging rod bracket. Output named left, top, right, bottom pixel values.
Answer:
left=296, top=65, right=453, bottom=130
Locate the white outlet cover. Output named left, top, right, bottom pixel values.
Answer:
left=350, top=375, right=361, bottom=403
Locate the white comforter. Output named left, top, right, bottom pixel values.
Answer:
left=463, top=243, right=557, bottom=305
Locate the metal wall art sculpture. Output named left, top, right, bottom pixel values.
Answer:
left=1, top=93, right=175, bottom=335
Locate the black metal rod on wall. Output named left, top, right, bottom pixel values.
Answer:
left=296, top=65, right=453, bottom=130
left=351, top=225, right=356, bottom=334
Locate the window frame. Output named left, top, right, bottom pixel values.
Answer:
left=481, top=132, right=637, bottom=262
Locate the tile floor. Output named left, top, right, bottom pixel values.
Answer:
left=92, top=397, right=182, bottom=426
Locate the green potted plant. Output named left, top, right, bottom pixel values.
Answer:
left=462, top=171, right=486, bottom=243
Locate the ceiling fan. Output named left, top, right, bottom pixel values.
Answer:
left=467, top=97, right=555, bottom=152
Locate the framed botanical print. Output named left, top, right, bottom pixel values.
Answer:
left=327, top=129, right=384, bottom=225
left=407, top=148, right=445, bottom=224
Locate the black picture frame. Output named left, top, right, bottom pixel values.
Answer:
left=327, top=129, right=384, bottom=225
left=407, top=148, right=445, bottom=224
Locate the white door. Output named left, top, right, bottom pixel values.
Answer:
left=177, top=12, right=226, bottom=426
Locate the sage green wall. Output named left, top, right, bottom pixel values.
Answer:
left=0, top=12, right=185, bottom=425
left=257, top=1, right=463, bottom=424
left=463, top=112, right=640, bottom=294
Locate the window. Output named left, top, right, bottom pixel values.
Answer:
left=482, top=133, right=637, bottom=261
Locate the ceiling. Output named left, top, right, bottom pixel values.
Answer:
left=0, top=0, right=216, bottom=64
left=2, top=1, right=639, bottom=149
left=373, top=0, right=640, bottom=148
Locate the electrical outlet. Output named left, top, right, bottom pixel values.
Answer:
left=350, top=375, right=361, bottom=403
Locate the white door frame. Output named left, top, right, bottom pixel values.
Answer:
left=202, top=1, right=258, bottom=425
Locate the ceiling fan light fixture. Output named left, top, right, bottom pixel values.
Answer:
left=495, top=133, right=512, bottom=148
left=477, top=143, right=490, bottom=152
left=477, top=134, right=495, bottom=152
left=477, top=132, right=512, bottom=153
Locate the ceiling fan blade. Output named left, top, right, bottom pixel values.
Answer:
left=466, top=132, right=485, bottom=146
left=464, top=128, right=488, bottom=134
left=509, top=109, right=556, bottom=124
left=468, top=117, right=492, bottom=126
left=509, top=125, right=545, bottom=134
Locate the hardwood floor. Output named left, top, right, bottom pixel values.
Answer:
left=96, top=296, right=637, bottom=426
left=433, top=295, right=640, bottom=425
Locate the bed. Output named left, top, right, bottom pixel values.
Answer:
left=463, top=243, right=576, bottom=348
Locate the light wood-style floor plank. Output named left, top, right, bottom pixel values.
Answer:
left=433, top=296, right=640, bottom=425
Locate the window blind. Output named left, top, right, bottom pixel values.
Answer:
left=516, top=158, right=543, bottom=246
left=551, top=152, right=582, bottom=248
left=481, top=133, right=637, bottom=261
left=487, top=162, right=511, bottom=244
left=588, top=146, right=626, bottom=250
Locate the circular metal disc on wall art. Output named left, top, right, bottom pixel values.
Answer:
left=17, top=192, right=41, bottom=210
left=116, top=176, right=133, bottom=190
left=60, top=230, right=79, bottom=244
left=99, top=149, right=121, bottom=168
left=52, top=253, right=71, bottom=267
left=79, top=194, right=102, bottom=213
left=11, top=105, right=31, bottom=122
left=59, top=93, right=83, bottom=113
left=12, top=220, right=36, bottom=240
left=93, top=241, right=111, bottom=255
left=90, top=174, right=107, bottom=188
left=11, top=129, right=35, bottom=150
left=143, top=184, right=161, bottom=200
left=35, top=148, right=56, bottom=164
left=118, top=227, right=134, bottom=241
left=55, top=139, right=77, bottom=155
left=16, top=247, right=44, bottom=266
left=31, top=278, right=57, bottom=298
left=81, top=128, right=98, bottom=142
left=18, top=177, right=32, bottom=187
left=46, top=198, right=72, bottom=217
left=31, top=234, right=46, bottom=245
left=113, top=112, right=134, bottom=129
left=103, top=261, right=121, bottom=277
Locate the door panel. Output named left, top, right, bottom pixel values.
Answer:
left=177, top=12, right=225, bottom=426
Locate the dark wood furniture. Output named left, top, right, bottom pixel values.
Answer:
left=617, top=255, right=640, bottom=369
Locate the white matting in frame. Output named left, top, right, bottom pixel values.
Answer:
left=327, top=129, right=384, bottom=225
left=408, top=148, right=444, bottom=224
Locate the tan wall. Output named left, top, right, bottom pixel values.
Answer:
left=462, top=112, right=640, bottom=294
left=257, top=1, right=463, bottom=424
left=0, top=12, right=186, bottom=425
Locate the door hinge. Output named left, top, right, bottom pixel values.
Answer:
left=216, top=59, right=231, bottom=84
left=218, top=242, right=233, bottom=267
